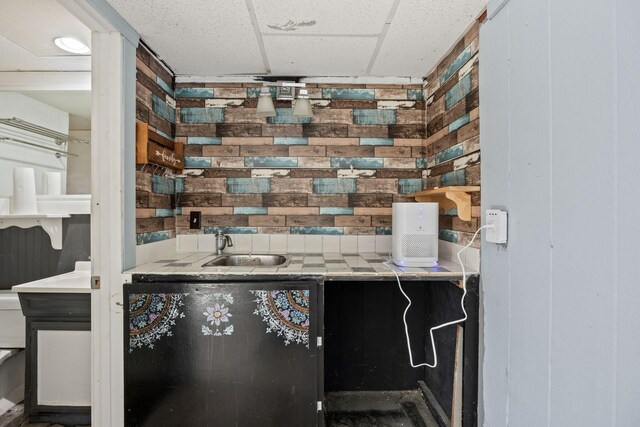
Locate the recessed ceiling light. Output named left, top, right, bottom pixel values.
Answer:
left=53, top=37, right=90, bottom=55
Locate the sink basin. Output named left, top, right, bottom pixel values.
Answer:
left=202, top=254, right=290, bottom=268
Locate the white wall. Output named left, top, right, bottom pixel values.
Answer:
left=67, top=130, right=91, bottom=194
left=0, top=92, right=68, bottom=197
left=480, top=0, right=640, bottom=426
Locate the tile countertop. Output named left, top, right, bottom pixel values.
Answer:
left=11, top=261, right=91, bottom=293
left=125, top=252, right=478, bottom=282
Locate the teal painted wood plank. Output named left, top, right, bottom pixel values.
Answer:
left=439, top=229, right=459, bottom=243
left=175, top=87, right=214, bottom=99
left=443, top=208, right=458, bottom=216
left=247, top=87, right=277, bottom=98
left=330, top=157, right=384, bottom=169
left=188, top=137, right=221, bottom=145
left=313, top=178, right=356, bottom=194
left=152, top=94, right=176, bottom=123
left=233, top=207, right=268, bottom=215
left=267, top=108, right=312, bottom=124
left=226, top=178, right=271, bottom=194
left=440, top=169, right=466, bottom=186
left=180, top=107, right=225, bottom=124
left=445, top=73, right=473, bottom=110
left=321, top=88, right=374, bottom=99
left=407, top=89, right=424, bottom=100
left=448, top=113, right=470, bottom=133
left=353, top=109, right=396, bottom=125
left=155, top=208, right=174, bottom=217
left=274, top=137, right=308, bottom=145
left=136, top=230, right=172, bottom=245
left=175, top=207, right=182, bottom=215
left=185, top=157, right=212, bottom=168
left=156, top=76, right=174, bottom=97
left=151, top=175, right=175, bottom=194
left=398, top=178, right=424, bottom=194
left=319, top=207, right=354, bottom=215
left=360, top=138, right=393, bottom=146
left=175, top=177, right=185, bottom=193
left=440, top=46, right=473, bottom=84
left=435, top=143, right=464, bottom=165
left=204, top=227, right=258, bottom=234
left=376, top=227, right=392, bottom=235
left=290, top=227, right=344, bottom=235
left=245, top=157, right=298, bottom=168
left=416, top=158, right=428, bottom=169
left=156, top=129, right=172, bottom=140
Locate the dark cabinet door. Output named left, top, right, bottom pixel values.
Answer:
left=124, top=281, right=320, bottom=427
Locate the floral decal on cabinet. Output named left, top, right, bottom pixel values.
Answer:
left=202, top=293, right=234, bottom=336
left=251, top=290, right=310, bottom=347
left=128, top=293, right=188, bottom=352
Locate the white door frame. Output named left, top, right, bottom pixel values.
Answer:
left=57, top=1, right=138, bottom=425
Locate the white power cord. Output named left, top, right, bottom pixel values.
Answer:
left=383, top=224, right=492, bottom=369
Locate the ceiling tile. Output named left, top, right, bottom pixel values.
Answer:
left=263, top=36, right=379, bottom=76
left=253, top=0, right=395, bottom=35
left=0, top=0, right=90, bottom=57
left=107, top=0, right=267, bottom=75
left=371, top=0, right=485, bottom=77
left=0, top=36, right=58, bottom=71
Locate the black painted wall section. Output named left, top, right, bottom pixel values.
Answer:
left=0, top=215, right=90, bottom=289
left=324, top=280, right=463, bottom=420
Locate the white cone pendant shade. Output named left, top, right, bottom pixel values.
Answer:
left=292, top=89, right=313, bottom=117
left=256, top=87, right=276, bottom=117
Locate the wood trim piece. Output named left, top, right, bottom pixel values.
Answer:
left=136, top=122, right=183, bottom=169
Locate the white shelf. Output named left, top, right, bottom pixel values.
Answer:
left=0, top=214, right=70, bottom=249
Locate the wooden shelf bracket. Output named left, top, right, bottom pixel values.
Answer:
left=409, top=186, right=480, bottom=221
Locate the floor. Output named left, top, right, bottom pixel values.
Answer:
left=2, top=391, right=438, bottom=427
left=325, top=390, right=440, bottom=427
left=0, top=404, right=88, bottom=427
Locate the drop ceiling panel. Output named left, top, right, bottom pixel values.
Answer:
left=264, top=36, right=378, bottom=76
left=371, top=0, right=485, bottom=77
left=107, top=0, right=267, bottom=75
left=0, top=0, right=90, bottom=57
left=254, top=0, right=395, bottom=35
left=0, top=36, right=58, bottom=71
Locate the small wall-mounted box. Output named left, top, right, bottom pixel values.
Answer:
left=485, top=209, right=508, bottom=244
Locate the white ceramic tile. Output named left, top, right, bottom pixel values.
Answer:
left=146, top=238, right=176, bottom=263
left=375, top=236, right=392, bottom=254
left=198, top=235, right=216, bottom=253
left=304, top=235, right=323, bottom=253
left=268, top=235, right=287, bottom=253
left=340, top=236, right=358, bottom=253
left=230, top=234, right=251, bottom=253
left=177, top=235, right=198, bottom=253
left=135, top=244, right=147, bottom=266
left=357, top=235, right=376, bottom=253
left=252, top=234, right=270, bottom=252
left=288, top=235, right=305, bottom=253
left=322, top=235, right=341, bottom=253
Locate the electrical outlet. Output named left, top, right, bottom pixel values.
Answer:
left=189, top=211, right=201, bottom=229
left=485, top=209, right=508, bottom=244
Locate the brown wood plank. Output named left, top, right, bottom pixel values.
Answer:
left=147, top=141, right=184, bottom=170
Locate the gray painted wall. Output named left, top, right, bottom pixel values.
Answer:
left=480, top=0, right=640, bottom=425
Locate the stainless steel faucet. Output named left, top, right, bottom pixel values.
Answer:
left=215, top=230, right=233, bottom=255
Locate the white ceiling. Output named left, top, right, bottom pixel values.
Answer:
left=106, top=0, right=486, bottom=78
left=0, top=0, right=91, bottom=72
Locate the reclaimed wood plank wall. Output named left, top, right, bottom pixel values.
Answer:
left=135, top=43, right=178, bottom=245
left=175, top=84, right=427, bottom=237
left=424, top=22, right=481, bottom=247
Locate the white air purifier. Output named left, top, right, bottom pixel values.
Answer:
left=392, top=202, right=439, bottom=267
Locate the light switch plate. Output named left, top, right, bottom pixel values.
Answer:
left=189, top=211, right=201, bottom=229
left=486, top=209, right=508, bottom=243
